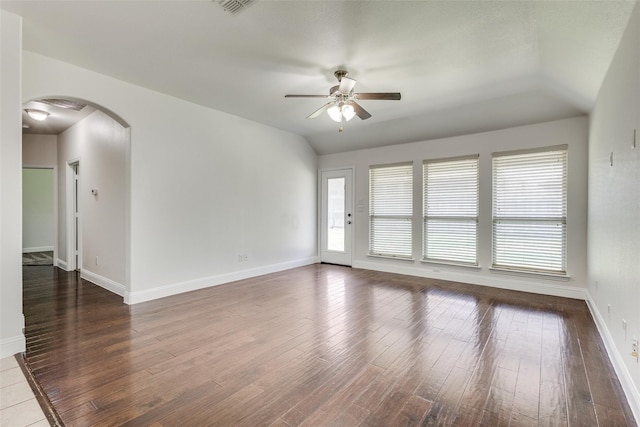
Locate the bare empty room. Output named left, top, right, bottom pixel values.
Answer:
left=1, top=1, right=639, bottom=426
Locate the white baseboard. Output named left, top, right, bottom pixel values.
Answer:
left=81, top=269, right=126, bottom=297
left=0, top=335, right=26, bottom=359
left=56, top=259, right=70, bottom=271
left=352, top=260, right=587, bottom=300
left=22, top=246, right=54, bottom=253
left=586, top=292, right=640, bottom=425
left=1, top=315, right=25, bottom=359
left=125, top=256, right=319, bottom=305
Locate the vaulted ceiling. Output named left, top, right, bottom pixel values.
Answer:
left=3, top=0, right=636, bottom=154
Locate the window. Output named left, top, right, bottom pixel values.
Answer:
left=492, top=146, right=568, bottom=274
left=423, top=155, right=479, bottom=265
left=369, top=162, right=413, bottom=258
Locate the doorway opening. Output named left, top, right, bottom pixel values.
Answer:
left=22, top=166, right=57, bottom=266
left=21, top=96, right=131, bottom=294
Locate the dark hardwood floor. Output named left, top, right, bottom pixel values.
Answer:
left=23, top=264, right=635, bottom=426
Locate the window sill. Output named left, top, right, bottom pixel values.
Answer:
left=367, top=254, right=415, bottom=262
left=489, top=267, right=570, bottom=281
left=421, top=259, right=481, bottom=270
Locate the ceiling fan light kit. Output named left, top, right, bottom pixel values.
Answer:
left=285, top=69, right=401, bottom=132
left=328, top=103, right=355, bottom=123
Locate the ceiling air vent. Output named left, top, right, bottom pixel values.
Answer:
left=38, top=99, right=87, bottom=111
left=216, top=0, right=254, bottom=14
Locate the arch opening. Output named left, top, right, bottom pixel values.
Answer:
left=21, top=95, right=131, bottom=301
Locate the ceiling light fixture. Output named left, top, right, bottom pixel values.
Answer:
left=327, top=102, right=356, bottom=123
left=25, top=109, right=49, bottom=121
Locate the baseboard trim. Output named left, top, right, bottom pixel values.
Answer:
left=0, top=334, right=26, bottom=359
left=22, top=246, right=54, bottom=253
left=56, top=259, right=69, bottom=271
left=81, top=269, right=126, bottom=297
left=586, top=292, right=640, bottom=425
left=125, top=256, right=319, bottom=305
left=352, top=260, right=587, bottom=300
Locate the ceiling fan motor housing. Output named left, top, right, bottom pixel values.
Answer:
left=334, top=70, right=349, bottom=81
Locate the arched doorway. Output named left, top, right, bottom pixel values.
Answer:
left=22, top=96, right=131, bottom=298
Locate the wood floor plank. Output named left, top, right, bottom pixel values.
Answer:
left=22, top=264, right=637, bottom=426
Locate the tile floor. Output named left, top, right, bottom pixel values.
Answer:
left=0, top=356, right=49, bottom=427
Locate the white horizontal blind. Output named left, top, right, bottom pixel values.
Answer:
left=423, top=156, right=479, bottom=265
left=369, top=162, right=413, bottom=258
left=492, top=146, right=567, bottom=274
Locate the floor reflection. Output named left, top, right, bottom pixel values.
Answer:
left=22, top=264, right=634, bottom=426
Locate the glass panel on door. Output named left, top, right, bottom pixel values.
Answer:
left=327, top=177, right=345, bottom=252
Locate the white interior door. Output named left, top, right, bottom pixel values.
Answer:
left=320, top=168, right=353, bottom=266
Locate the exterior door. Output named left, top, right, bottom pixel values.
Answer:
left=320, top=168, right=353, bottom=266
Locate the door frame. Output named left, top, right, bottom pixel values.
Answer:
left=318, top=167, right=354, bottom=266
left=66, top=159, right=81, bottom=272
left=22, top=165, right=58, bottom=266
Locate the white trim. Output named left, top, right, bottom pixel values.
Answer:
left=0, top=315, right=25, bottom=358
left=125, top=256, right=319, bottom=305
left=56, top=258, right=69, bottom=271
left=0, top=335, right=26, bottom=359
left=353, top=260, right=586, bottom=300
left=367, top=254, right=415, bottom=262
left=66, top=159, right=80, bottom=271
left=586, top=292, right=640, bottom=425
left=22, top=246, right=54, bottom=253
left=81, top=269, right=125, bottom=297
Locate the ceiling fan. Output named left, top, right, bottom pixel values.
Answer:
left=285, top=70, right=401, bottom=131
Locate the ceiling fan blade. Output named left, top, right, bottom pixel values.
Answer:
left=355, top=92, right=401, bottom=100
left=351, top=102, right=372, bottom=120
left=338, top=76, right=357, bottom=95
left=307, top=102, right=334, bottom=119
left=285, top=94, right=330, bottom=98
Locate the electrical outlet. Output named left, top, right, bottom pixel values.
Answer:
left=242, top=254, right=248, bottom=262
left=238, top=254, right=243, bottom=263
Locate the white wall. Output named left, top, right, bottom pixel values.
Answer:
left=56, top=110, right=128, bottom=293
left=588, top=2, right=640, bottom=419
left=23, top=134, right=57, bottom=166
left=22, top=168, right=55, bottom=252
left=319, top=116, right=589, bottom=298
left=22, top=134, right=57, bottom=253
left=0, top=10, right=25, bottom=358
left=22, top=51, right=318, bottom=304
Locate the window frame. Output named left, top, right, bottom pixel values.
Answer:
left=491, top=145, right=568, bottom=275
left=422, top=155, right=479, bottom=267
left=368, top=161, right=414, bottom=260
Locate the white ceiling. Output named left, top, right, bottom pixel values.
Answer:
left=3, top=0, right=636, bottom=154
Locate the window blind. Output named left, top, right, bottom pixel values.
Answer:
left=369, top=162, right=413, bottom=258
left=423, top=156, right=479, bottom=265
left=492, top=146, right=567, bottom=274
